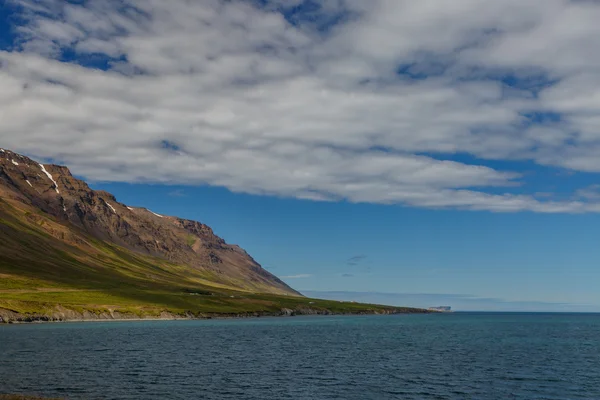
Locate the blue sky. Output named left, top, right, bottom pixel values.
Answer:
left=2, top=0, right=600, bottom=311
left=90, top=181, right=600, bottom=312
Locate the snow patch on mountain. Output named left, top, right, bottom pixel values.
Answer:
left=148, top=209, right=163, bottom=218
left=39, top=164, right=60, bottom=194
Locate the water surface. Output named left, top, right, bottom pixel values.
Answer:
left=1, top=313, right=599, bottom=399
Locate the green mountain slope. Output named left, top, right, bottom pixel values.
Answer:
left=0, top=149, right=427, bottom=322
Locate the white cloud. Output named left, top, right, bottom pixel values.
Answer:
left=575, top=184, right=600, bottom=201
left=2, top=0, right=600, bottom=211
left=281, top=274, right=313, bottom=279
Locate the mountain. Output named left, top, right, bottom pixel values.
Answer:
left=0, top=148, right=425, bottom=322
left=0, top=147, right=297, bottom=295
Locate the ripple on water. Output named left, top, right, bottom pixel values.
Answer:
left=1, top=314, right=600, bottom=400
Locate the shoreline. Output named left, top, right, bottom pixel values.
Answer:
left=0, top=306, right=432, bottom=325
left=0, top=313, right=421, bottom=325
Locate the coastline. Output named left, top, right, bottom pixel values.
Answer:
left=0, top=306, right=431, bottom=324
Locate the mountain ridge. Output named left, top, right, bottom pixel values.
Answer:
left=0, top=147, right=297, bottom=296
left=0, top=147, right=428, bottom=322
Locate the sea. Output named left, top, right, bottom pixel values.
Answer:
left=1, top=313, right=599, bottom=399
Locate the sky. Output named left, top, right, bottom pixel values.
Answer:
left=1, top=0, right=600, bottom=311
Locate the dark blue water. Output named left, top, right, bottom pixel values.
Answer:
left=1, top=313, right=599, bottom=399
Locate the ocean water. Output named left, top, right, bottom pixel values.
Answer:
left=1, top=313, right=599, bottom=400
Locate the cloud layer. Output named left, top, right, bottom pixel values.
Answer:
left=281, top=274, right=313, bottom=279
left=2, top=0, right=600, bottom=212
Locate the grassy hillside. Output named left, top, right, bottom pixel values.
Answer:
left=0, top=198, right=425, bottom=321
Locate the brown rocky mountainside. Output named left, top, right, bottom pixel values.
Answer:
left=0, top=147, right=299, bottom=296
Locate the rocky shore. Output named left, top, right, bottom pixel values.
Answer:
left=0, top=305, right=427, bottom=324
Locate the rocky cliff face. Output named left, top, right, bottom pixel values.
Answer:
left=0, top=147, right=298, bottom=296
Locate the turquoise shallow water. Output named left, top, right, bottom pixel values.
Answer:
left=1, top=313, right=599, bottom=399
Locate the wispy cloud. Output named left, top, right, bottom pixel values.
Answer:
left=3, top=1, right=600, bottom=212
left=576, top=184, right=600, bottom=200
left=281, top=274, right=313, bottom=279
left=341, top=273, right=354, bottom=278
left=168, top=189, right=186, bottom=197
left=346, top=255, right=367, bottom=266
